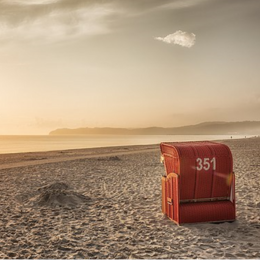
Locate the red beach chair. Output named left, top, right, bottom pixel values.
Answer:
left=160, top=141, right=236, bottom=224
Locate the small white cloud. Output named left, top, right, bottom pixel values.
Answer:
left=155, top=30, right=196, bottom=48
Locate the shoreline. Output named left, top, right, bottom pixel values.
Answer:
left=0, top=144, right=158, bottom=170
left=0, top=134, right=256, bottom=155
left=0, top=136, right=258, bottom=169
left=0, top=137, right=260, bottom=258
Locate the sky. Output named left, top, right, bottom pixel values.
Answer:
left=1, top=0, right=260, bottom=135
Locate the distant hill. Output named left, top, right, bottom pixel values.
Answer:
left=49, top=121, right=260, bottom=135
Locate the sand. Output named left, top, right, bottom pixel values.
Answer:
left=0, top=138, right=259, bottom=259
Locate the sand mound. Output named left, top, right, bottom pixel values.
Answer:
left=108, top=156, right=121, bottom=161
left=98, top=156, right=121, bottom=161
left=29, top=182, right=90, bottom=208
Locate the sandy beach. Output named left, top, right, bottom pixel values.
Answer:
left=0, top=138, right=260, bottom=259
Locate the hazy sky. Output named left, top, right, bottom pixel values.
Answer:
left=1, top=0, right=260, bottom=134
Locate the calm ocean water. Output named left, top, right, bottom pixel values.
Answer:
left=0, top=135, right=249, bottom=154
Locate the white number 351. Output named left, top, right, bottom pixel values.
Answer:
left=196, top=157, right=216, bottom=171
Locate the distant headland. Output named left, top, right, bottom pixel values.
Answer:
left=49, top=121, right=260, bottom=135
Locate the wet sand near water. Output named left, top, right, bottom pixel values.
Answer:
left=0, top=138, right=259, bottom=258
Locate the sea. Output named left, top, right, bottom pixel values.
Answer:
left=0, top=134, right=251, bottom=154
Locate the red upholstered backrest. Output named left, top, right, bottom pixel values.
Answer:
left=160, top=141, right=233, bottom=200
